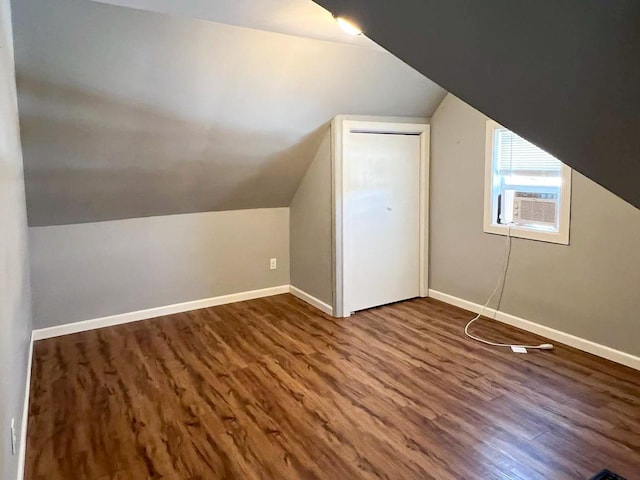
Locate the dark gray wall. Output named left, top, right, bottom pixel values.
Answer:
left=12, top=0, right=446, bottom=226
left=315, top=0, right=640, bottom=209
left=0, top=0, right=32, bottom=477
left=430, top=94, right=640, bottom=356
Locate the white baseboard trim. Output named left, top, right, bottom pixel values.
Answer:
left=428, top=289, right=640, bottom=371
left=32, top=285, right=291, bottom=341
left=290, top=286, right=334, bottom=315
left=17, top=332, right=34, bottom=480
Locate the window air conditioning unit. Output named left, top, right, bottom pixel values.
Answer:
left=504, top=191, right=558, bottom=227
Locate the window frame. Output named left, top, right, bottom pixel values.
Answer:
left=483, top=120, right=572, bottom=245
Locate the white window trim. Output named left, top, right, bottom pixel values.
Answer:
left=483, top=120, right=572, bottom=245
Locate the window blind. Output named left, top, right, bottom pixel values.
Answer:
left=495, top=128, right=562, bottom=175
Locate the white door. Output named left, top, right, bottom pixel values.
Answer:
left=343, top=131, right=422, bottom=313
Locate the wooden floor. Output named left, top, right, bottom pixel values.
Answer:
left=26, top=294, right=640, bottom=480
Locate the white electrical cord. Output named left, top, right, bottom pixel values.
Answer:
left=464, top=227, right=554, bottom=351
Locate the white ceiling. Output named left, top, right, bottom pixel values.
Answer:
left=90, top=0, right=380, bottom=49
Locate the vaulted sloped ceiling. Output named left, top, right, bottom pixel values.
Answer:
left=315, top=0, right=640, bottom=209
left=13, top=0, right=446, bottom=226
left=90, top=0, right=379, bottom=48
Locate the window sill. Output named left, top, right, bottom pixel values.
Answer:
left=484, top=223, right=569, bottom=245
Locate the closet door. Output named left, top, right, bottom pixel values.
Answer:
left=343, top=131, right=421, bottom=313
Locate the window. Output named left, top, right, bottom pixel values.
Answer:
left=484, top=120, right=571, bottom=244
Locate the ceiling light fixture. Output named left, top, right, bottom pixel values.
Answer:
left=335, top=16, right=362, bottom=36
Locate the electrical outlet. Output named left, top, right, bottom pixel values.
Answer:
left=10, top=418, right=16, bottom=456
left=270, top=258, right=277, bottom=270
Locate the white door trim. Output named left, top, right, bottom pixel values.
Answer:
left=332, top=117, right=430, bottom=317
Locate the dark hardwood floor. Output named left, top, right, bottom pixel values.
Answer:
left=26, top=294, right=640, bottom=479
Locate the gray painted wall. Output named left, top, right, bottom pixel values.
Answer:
left=12, top=0, right=446, bottom=226
left=29, top=208, right=289, bottom=328
left=0, top=0, right=32, bottom=477
left=430, top=94, right=640, bottom=356
left=289, top=114, right=430, bottom=310
left=290, top=127, right=333, bottom=305
left=316, top=0, right=640, bottom=209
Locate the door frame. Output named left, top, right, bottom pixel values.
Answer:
left=331, top=116, right=430, bottom=317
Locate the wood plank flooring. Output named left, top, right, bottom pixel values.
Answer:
left=26, top=294, right=640, bottom=479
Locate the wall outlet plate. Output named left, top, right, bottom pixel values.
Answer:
left=270, top=258, right=277, bottom=270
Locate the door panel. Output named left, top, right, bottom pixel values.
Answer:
left=344, top=132, right=421, bottom=312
